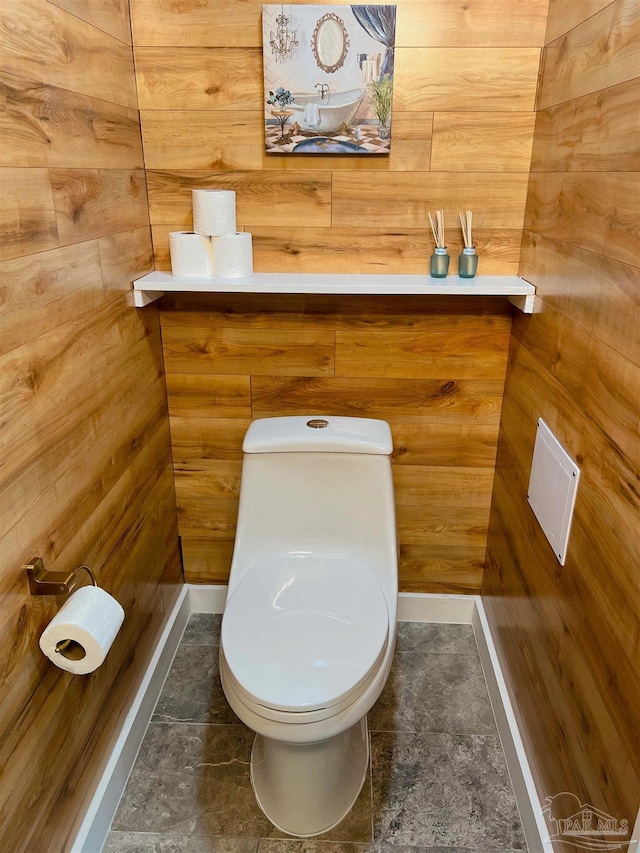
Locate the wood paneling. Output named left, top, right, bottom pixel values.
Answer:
left=531, top=79, right=640, bottom=172
left=0, top=0, right=180, bottom=849
left=544, top=0, right=612, bottom=42
left=332, top=173, right=529, bottom=229
left=0, top=241, right=104, bottom=356
left=484, top=0, right=640, bottom=844
left=161, top=294, right=509, bottom=592
left=538, top=0, right=639, bottom=109
left=0, top=73, right=144, bottom=169
left=129, top=0, right=547, bottom=48
left=163, top=327, right=335, bottom=376
left=431, top=113, right=536, bottom=172
left=0, top=168, right=59, bottom=260
left=167, top=373, right=252, bottom=418
left=395, top=48, right=540, bottom=111
left=135, top=47, right=264, bottom=109
left=48, top=0, right=133, bottom=44
left=0, top=0, right=138, bottom=109
left=524, top=171, right=640, bottom=267
left=50, top=169, right=150, bottom=245
left=335, top=325, right=511, bottom=380
left=140, top=108, right=436, bottom=172
left=252, top=375, right=504, bottom=424
left=519, top=231, right=640, bottom=365
left=152, top=225, right=522, bottom=275
left=133, top=4, right=541, bottom=276
left=146, top=170, right=332, bottom=227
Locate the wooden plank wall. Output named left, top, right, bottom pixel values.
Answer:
left=160, top=292, right=512, bottom=592
left=482, top=0, right=640, bottom=841
left=129, top=0, right=549, bottom=592
left=0, top=1, right=182, bottom=850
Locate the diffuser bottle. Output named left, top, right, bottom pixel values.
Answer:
left=430, top=247, right=450, bottom=278
left=458, top=247, right=478, bottom=278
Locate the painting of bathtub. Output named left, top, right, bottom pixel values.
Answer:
left=263, top=5, right=397, bottom=155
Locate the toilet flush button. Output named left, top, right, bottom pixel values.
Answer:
left=307, top=419, right=329, bottom=429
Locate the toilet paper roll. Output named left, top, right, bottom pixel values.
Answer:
left=193, top=189, right=237, bottom=237
left=212, top=232, right=253, bottom=279
left=39, top=586, right=125, bottom=675
left=169, top=231, right=213, bottom=278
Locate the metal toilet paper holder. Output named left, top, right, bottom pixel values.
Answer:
left=25, top=557, right=98, bottom=595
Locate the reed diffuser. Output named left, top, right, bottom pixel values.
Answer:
left=458, top=210, right=478, bottom=278
left=428, top=210, right=449, bottom=278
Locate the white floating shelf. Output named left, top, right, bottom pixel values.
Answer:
left=132, top=272, right=536, bottom=313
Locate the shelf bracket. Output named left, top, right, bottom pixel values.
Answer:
left=508, top=293, right=536, bottom=314
left=133, top=289, right=164, bottom=307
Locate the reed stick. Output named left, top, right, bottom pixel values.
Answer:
left=459, top=210, right=474, bottom=249
left=428, top=209, right=446, bottom=248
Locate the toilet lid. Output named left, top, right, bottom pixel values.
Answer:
left=222, top=554, right=389, bottom=713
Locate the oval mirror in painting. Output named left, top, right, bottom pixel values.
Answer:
left=312, top=12, right=349, bottom=73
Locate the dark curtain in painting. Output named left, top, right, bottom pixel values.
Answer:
left=351, top=5, right=396, bottom=77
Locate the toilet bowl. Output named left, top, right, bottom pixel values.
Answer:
left=219, top=416, right=398, bottom=837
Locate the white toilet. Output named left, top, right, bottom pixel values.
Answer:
left=219, top=415, right=398, bottom=837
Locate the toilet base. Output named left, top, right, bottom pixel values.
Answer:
left=250, top=715, right=369, bottom=837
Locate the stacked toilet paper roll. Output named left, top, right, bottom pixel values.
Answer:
left=168, top=189, right=254, bottom=279
left=193, top=189, right=236, bottom=237
left=169, top=231, right=213, bottom=277
left=213, top=232, right=254, bottom=279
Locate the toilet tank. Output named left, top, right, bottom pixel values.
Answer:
left=242, top=416, right=393, bottom=455
left=229, top=417, right=397, bottom=603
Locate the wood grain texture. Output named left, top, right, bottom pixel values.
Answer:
left=48, top=0, right=134, bottom=44
left=335, top=325, right=511, bottom=380
left=0, top=241, right=104, bottom=356
left=0, top=73, right=144, bottom=169
left=530, top=78, right=640, bottom=172
left=129, top=0, right=547, bottom=48
left=519, top=231, right=640, bottom=366
left=332, top=173, right=530, bottom=229
left=98, top=227, right=154, bottom=296
left=162, top=327, right=335, bottom=376
left=0, top=167, right=59, bottom=261
left=0, top=2, right=180, bottom=849
left=486, top=0, right=640, bottom=842
left=524, top=171, right=640, bottom=267
left=146, top=170, right=332, bottom=227
left=141, top=109, right=435, bottom=173
left=182, top=536, right=235, bottom=584
left=395, top=48, right=540, bottom=111
left=158, top=292, right=512, bottom=329
left=153, top=224, right=523, bottom=275
left=0, top=0, right=138, bottom=109
left=50, top=169, right=150, bottom=245
left=431, top=113, right=536, bottom=172
left=166, top=373, right=252, bottom=418
left=160, top=290, right=509, bottom=592
left=538, top=0, right=640, bottom=109
left=135, top=47, right=263, bottom=109
left=544, top=0, right=612, bottom=42
left=252, top=376, right=505, bottom=424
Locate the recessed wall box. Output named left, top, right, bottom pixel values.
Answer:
left=527, top=419, right=580, bottom=565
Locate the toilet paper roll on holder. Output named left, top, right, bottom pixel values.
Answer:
left=25, top=557, right=98, bottom=596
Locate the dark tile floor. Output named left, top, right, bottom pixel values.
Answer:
left=105, top=615, right=526, bottom=853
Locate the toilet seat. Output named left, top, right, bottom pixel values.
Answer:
left=221, top=554, right=389, bottom=716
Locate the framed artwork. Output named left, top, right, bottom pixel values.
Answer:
left=263, top=4, right=397, bottom=154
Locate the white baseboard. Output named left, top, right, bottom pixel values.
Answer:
left=398, top=591, right=477, bottom=623
left=473, top=599, right=550, bottom=853
left=73, top=585, right=545, bottom=853
left=72, top=586, right=190, bottom=853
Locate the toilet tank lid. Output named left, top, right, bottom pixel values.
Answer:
left=242, top=416, right=393, bottom=454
